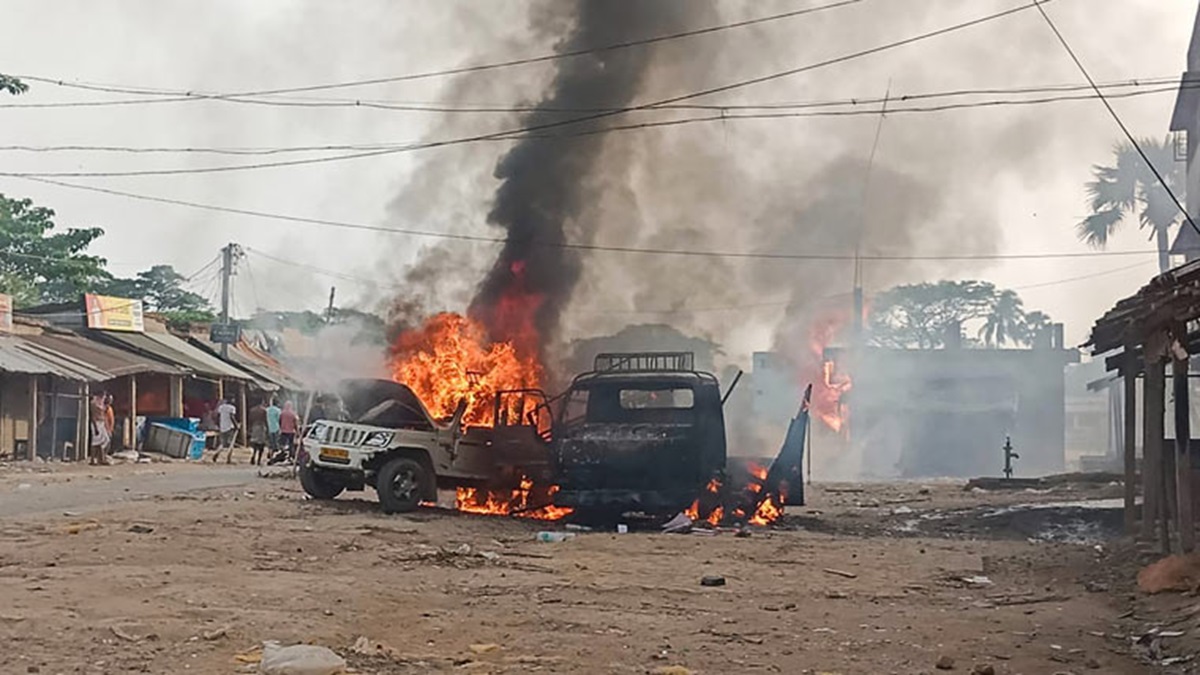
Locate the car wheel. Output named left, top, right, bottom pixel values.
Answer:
left=376, top=456, right=431, bottom=514
left=299, top=462, right=344, bottom=500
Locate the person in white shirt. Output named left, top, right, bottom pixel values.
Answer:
left=213, top=398, right=238, bottom=464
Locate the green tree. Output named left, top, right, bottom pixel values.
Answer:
left=0, top=194, right=108, bottom=306
left=1018, top=310, right=1053, bottom=346
left=978, top=289, right=1024, bottom=347
left=1078, top=138, right=1185, bottom=273
left=869, top=280, right=997, bottom=349
left=0, top=74, right=27, bottom=96
left=103, top=264, right=214, bottom=325
left=869, top=281, right=1052, bottom=349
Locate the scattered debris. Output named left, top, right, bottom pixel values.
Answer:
left=127, top=524, right=154, bottom=534
left=936, top=655, right=955, bottom=670
left=961, top=575, right=993, bottom=587
left=535, top=532, right=575, bottom=543
left=1137, top=554, right=1200, bottom=594
left=662, top=513, right=693, bottom=534
left=202, top=626, right=229, bottom=641
left=823, top=568, right=858, bottom=579
left=468, top=643, right=501, bottom=655
left=350, top=636, right=399, bottom=659
left=972, top=665, right=995, bottom=675
left=259, top=641, right=346, bottom=675
left=700, top=575, right=726, bottom=587
left=109, top=624, right=156, bottom=643
left=58, top=521, right=101, bottom=535
left=650, top=667, right=694, bottom=675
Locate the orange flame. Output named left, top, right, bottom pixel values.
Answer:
left=389, top=312, right=543, bottom=427
left=455, top=477, right=573, bottom=521
left=805, top=310, right=853, bottom=434
left=683, top=462, right=786, bottom=527
left=684, top=477, right=725, bottom=526
left=389, top=261, right=567, bottom=518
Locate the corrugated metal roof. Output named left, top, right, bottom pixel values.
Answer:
left=189, top=335, right=306, bottom=391
left=22, top=333, right=185, bottom=378
left=0, top=336, right=107, bottom=381
left=94, top=331, right=250, bottom=381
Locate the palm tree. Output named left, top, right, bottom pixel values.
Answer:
left=979, top=289, right=1025, bottom=347
left=1077, top=138, right=1185, bottom=273
left=1018, top=310, right=1053, bottom=348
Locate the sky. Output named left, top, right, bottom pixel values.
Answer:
left=0, top=0, right=1196, bottom=366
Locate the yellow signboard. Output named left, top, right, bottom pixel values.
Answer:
left=84, top=294, right=144, bottom=333
left=0, top=294, right=12, bottom=333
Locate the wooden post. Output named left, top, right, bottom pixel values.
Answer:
left=48, top=379, right=59, bottom=461
left=29, top=375, right=38, bottom=461
left=239, top=383, right=248, bottom=448
left=169, top=375, right=184, bottom=418
left=1144, top=357, right=1166, bottom=544
left=76, top=382, right=89, bottom=462
left=1175, top=352, right=1195, bottom=552
left=129, top=376, right=138, bottom=451
left=1125, top=353, right=1138, bottom=534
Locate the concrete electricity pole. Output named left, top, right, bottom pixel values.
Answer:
left=219, top=243, right=242, bottom=358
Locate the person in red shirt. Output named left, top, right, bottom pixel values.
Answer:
left=278, top=400, right=300, bottom=461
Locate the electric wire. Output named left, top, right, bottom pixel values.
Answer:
left=2, top=79, right=1191, bottom=159
left=12, top=175, right=1190, bottom=263
left=0, top=72, right=1178, bottom=113
left=1032, top=0, right=1198, bottom=237
left=11, top=0, right=864, bottom=100
left=0, top=1, right=1050, bottom=179
left=247, top=247, right=1158, bottom=317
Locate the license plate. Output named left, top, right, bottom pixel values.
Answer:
left=319, top=447, right=349, bottom=462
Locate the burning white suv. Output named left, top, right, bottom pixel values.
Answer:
left=300, top=379, right=553, bottom=513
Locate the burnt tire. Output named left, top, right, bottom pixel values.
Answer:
left=300, top=463, right=345, bottom=500
left=376, top=456, right=432, bottom=514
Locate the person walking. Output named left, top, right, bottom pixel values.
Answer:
left=89, top=392, right=111, bottom=466
left=214, top=397, right=238, bottom=463
left=248, top=399, right=269, bottom=466
left=266, top=398, right=282, bottom=457
left=278, top=400, right=300, bottom=462
left=104, top=392, right=116, bottom=450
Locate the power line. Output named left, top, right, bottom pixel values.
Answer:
left=1032, top=0, right=1198, bottom=238
left=9, top=174, right=1187, bottom=263
left=1011, top=260, right=1156, bottom=291
left=12, top=0, right=864, bottom=101
left=248, top=247, right=1159, bottom=318
left=2, top=80, right=1192, bottom=159
left=1, top=72, right=1178, bottom=113
left=1, top=2, right=1049, bottom=180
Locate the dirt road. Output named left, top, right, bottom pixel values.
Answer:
left=0, top=463, right=260, bottom=517
left=0, top=465, right=1174, bottom=674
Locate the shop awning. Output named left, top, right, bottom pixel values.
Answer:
left=22, top=333, right=185, bottom=379
left=0, top=336, right=108, bottom=381
left=92, top=330, right=251, bottom=382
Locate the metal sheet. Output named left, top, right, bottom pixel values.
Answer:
left=22, top=333, right=184, bottom=378
left=0, top=336, right=104, bottom=381
left=96, top=331, right=250, bottom=381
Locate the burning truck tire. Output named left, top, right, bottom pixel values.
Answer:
left=376, top=456, right=434, bottom=514
left=300, top=463, right=346, bottom=501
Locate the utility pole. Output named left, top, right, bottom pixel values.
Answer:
left=325, top=286, right=336, bottom=324
left=219, top=243, right=241, bottom=358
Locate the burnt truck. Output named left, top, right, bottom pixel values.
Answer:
left=300, top=352, right=734, bottom=517
left=552, top=352, right=728, bottom=518
left=299, top=379, right=553, bottom=513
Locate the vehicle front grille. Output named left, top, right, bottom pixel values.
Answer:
left=329, top=427, right=365, bottom=446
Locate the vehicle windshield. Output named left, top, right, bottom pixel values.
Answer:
left=563, top=380, right=697, bottom=425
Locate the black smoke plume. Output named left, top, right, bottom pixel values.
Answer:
left=468, top=1, right=704, bottom=362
